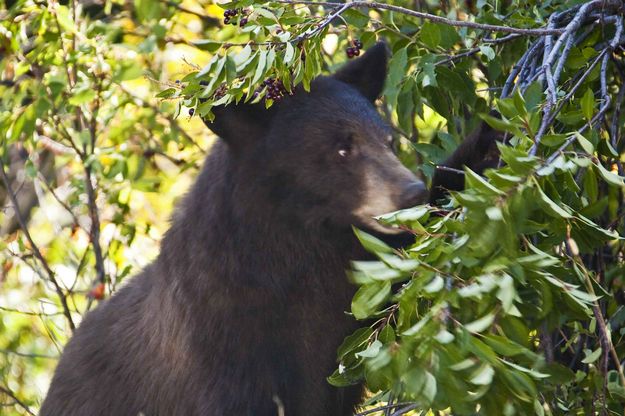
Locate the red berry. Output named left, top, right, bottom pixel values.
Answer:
left=89, top=283, right=105, bottom=300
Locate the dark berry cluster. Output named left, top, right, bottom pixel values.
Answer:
left=263, top=78, right=289, bottom=101
left=224, top=8, right=249, bottom=27
left=346, top=39, right=363, bottom=59
left=223, top=8, right=238, bottom=24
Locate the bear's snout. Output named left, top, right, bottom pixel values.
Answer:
left=398, top=181, right=428, bottom=209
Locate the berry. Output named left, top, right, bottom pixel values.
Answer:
left=346, top=47, right=356, bottom=58
left=188, top=108, right=195, bottom=116
left=353, top=48, right=361, bottom=56
left=240, top=17, right=248, bottom=27
left=353, top=39, right=363, bottom=49
left=262, top=77, right=291, bottom=102
left=175, top=79, right=180, bottom=84
left=224, top=16, right=230, bottom=24
left=89, top=283, right=105, bottom=300
left=199, top=80, right=208, bottom=86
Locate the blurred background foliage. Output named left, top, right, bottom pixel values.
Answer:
left=0, top=0, right=215, bottom=413
left=1, top=0, right=625, bottom=415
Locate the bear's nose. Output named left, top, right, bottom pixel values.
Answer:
left=399, top=181, right=428, bottom=209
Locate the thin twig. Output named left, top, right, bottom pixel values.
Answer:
left=572, top=254, right=625, bottom=388
left=0, top=386, right=36, bottom=416
left=0, top=348, right=58, bottom=360
left=355, top=402, right=418, bottom=415
left=436, top=165, right=465, bottom=175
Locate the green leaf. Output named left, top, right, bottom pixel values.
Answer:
left=69, top=88, right=96, bottom=106
left=377, top=205, right=429, bottom=224
left=420, top=22, right=441, bottom=49
left=594, top=162, right=624, bottom=187
left=534, top=182, right=573, bottom=218
left=512, top=88, right=528, bottom=119
left=480, top=113, right=523, bottom=137
left=337, top=327, right=373, bottom=360
left=424, top=274, right=445, bottom=293
left=470, top=363, right=495, bottom=385
left=421, top=371, right=437, bottom=403
left=500, top=359, right=549, bottom=378
left=114, top=61, right=144, bottom=82
left=584, top=167, right=599, bottom=201
left=355, top=340, right=382, bottom=358
left=497, top=273, right=515, bottom=312
left=483, top=334, right=529, bottom=357
left=465, top=312, right=496, bottom=333
left=342, top=9, right=369, bottom=28
left=464, top=167, right=504, bottom=196
left=353, top=228, right=393, bottom=254
left=193, top=39, right=222, bottom=53
left=580, top=88, right=595, bottom=121
left=55, top=5, right=77, bottom=33
left=134, top=0, right=161, bottom=22
left=283, top=42, right=295, bottom=65
left=479, top=45, right=495, bottom=61
left=377, top=253, right=420, bottom=272
left=252, top=50, right=268, bottom=85
left=351, top=281, right=391, bottom=320
left=386, top=47, right=408, bottom=93
left=574, top=132, right=594, bottom=154
left=434, top=329, right=454, bottom=344
left=156, top=88, right=177, bottom=99
left=233, top=45, right=253, bottom=67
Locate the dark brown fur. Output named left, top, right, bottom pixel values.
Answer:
left=41, top=44, right=420, bottom=416
left=429, top=122, right=501, bottom=203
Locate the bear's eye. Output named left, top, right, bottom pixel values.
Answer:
left=337, top=136, right=353, bottom=159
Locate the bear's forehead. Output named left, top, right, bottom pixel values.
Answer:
left=278, top=77, right=387, bottom=130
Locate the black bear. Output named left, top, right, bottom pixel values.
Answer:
left=40, top=42, right=494, bottom=416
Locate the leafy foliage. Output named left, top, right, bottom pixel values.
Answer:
left=2, top=0, right=625, bottom=415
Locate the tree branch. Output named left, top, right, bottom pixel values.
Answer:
left=278, top=0, right=568, bottom=37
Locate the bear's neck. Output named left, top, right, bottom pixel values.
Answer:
left=157, top=144, right=362, bottom=293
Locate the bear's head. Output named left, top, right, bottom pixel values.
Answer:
left=203, top=42, right=427, bottom=235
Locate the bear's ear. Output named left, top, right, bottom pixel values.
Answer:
left=333, top=42, right=389, bottom=102
left=202, top=102, right=276, bottom=150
